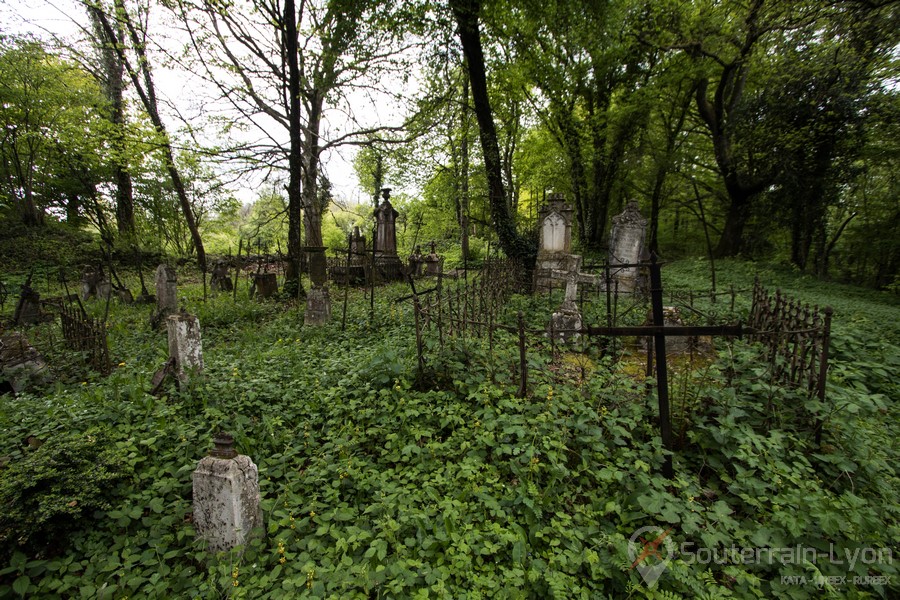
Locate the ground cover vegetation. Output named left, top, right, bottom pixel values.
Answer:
left=1, top=0, right=899, bottom=596
left=0, top=256, right=898, bottom=598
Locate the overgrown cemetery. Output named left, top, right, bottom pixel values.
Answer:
left=1, top=0, right=899, bottom=597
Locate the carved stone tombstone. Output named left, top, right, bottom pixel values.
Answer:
left=548, top=272, right=582, bottom=343
left=166, top=312, right=203, bottom=385
left=80, top=266, right=111, bottom=301
left=192, top=433, right=262, bottom=553
left=374, top=189, right=399, bottom=257
left=539, top=194, right=574, bottom=255
left=408, top=245, right=424, bottom=277
left=424, top=240, right=443, bottom=276
left=304, top=287, right=332, bottom=326
left=608, top=200, right=648, bottom=294
left=251, top=273, right=278, bottom=299
left=0, top=332, right=52, bottom=394
left=210, top=262, right=233, bottom=293
left=13, top=284, right=41, bottom=326
left=154, top=264, right=178, bottom=326
left=534, top=194, right=578, bottom=292
left=349, top=227, right=367, bottom=264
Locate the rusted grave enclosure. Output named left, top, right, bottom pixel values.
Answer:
left=747, top=279, right=833, bottom=443
left=401, top=255, right=834, bottom=479
left=59, top=303, right=111, bottom=375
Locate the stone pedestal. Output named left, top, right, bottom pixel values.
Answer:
left=192, top=433, right=262, bottom=553
left=304, top=287, right=332, bottom=326
left=166, top=312, right=203, bottom=385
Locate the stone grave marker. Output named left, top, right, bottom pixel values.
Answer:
left=192, top=433, right=262, bottom=552
left=0, top=332, right=52, bottom=394
left=608, top=200, right=648, bottom=294
left=152, top=264, right=178, bottom=328
left=304, top=287, right=332, bottom=326
left=166, top=312, right=203, bottom=385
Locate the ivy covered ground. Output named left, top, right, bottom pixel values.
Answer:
left=0, top=259, right=898, bottom=599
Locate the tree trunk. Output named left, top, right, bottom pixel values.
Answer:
left=460, top=67, right=470, bottom=263
left=451, top=0, right=535, bottom=271
left=283, top=0, right=305, bottom=294
left=96, top=1, right=206, bottom=272
left=88, top=4, right=134, bottom=236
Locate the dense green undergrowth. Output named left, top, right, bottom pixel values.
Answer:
left=0, top=260, right=897, bottom=599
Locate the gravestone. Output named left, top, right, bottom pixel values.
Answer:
left=13, top=284, right=41, bottom=326
left=304, top=287, right=332, bottom=326
left=424, top=240, right=443, bottom=276
left=374, top=189, right=399, bottom=257
left=534, top=194, right=580, bottom=292
left=608, top=200, right=648, bottom=294
left=349, top=227, right=366, bottom=264
left=548, top=272, right=582, bottom=343
left=305, top=246, right=328, bottom=287
left=166, top=312, right=203, bottom=385
left=152, top=264, right=178, bottom=328
left=0, top=332, right=52, bottom=394
left=80, top=266, right=111, bottom=301
left=408, top=245, right=424, bottom=277
left=373, top=188, right=404, bottom=281
left=192, top=433, right=262, bottom=553
left=210, top=262, right=233, bottom=293
left=251, top=273, right=278, bottom=299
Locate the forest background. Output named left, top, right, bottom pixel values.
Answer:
left=0, top=0, right=896, bottom=289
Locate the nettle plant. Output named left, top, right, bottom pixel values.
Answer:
left=0, top=263, right=897, bottom=598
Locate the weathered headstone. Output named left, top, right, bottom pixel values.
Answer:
left=534, top=194, right=580, bottom=292
left=608, top=200, right=648, bottom=294
left=424, top=240, right=443, bottom=276
left=304, top=287, right=332, bottom=326
left=350, top=226, right=367, bottom=262
left=251, top=273, right=278, bottom=299
left=13, top=284, right=41, bottom=326
left=408, top=245, right=424, bottom=277
left=210, top=262, right=233, bottom=293
left=153, top=264, right=178, bottom=328
left=166, top=312, right=203, bottom=385
left=192, top=433, right=262, bottom=553
left=0, top=332, right=52, bottom=394
left=80, top=266, right=111, bottom=301
left=305, top=246, right=328, bottom=287
left=548, top=272, right=583, bottom=343
left=374, top=189, right=399, bottom=258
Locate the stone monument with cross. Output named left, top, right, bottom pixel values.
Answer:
left=533, top=194, right=598, bottom=342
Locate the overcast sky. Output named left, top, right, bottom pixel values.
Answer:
left=0, top=0, right=415, bottom=208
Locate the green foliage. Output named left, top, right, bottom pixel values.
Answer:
left=0, top=429, right=132, bottom=562
left=1, top=258, right=898, bottom=598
